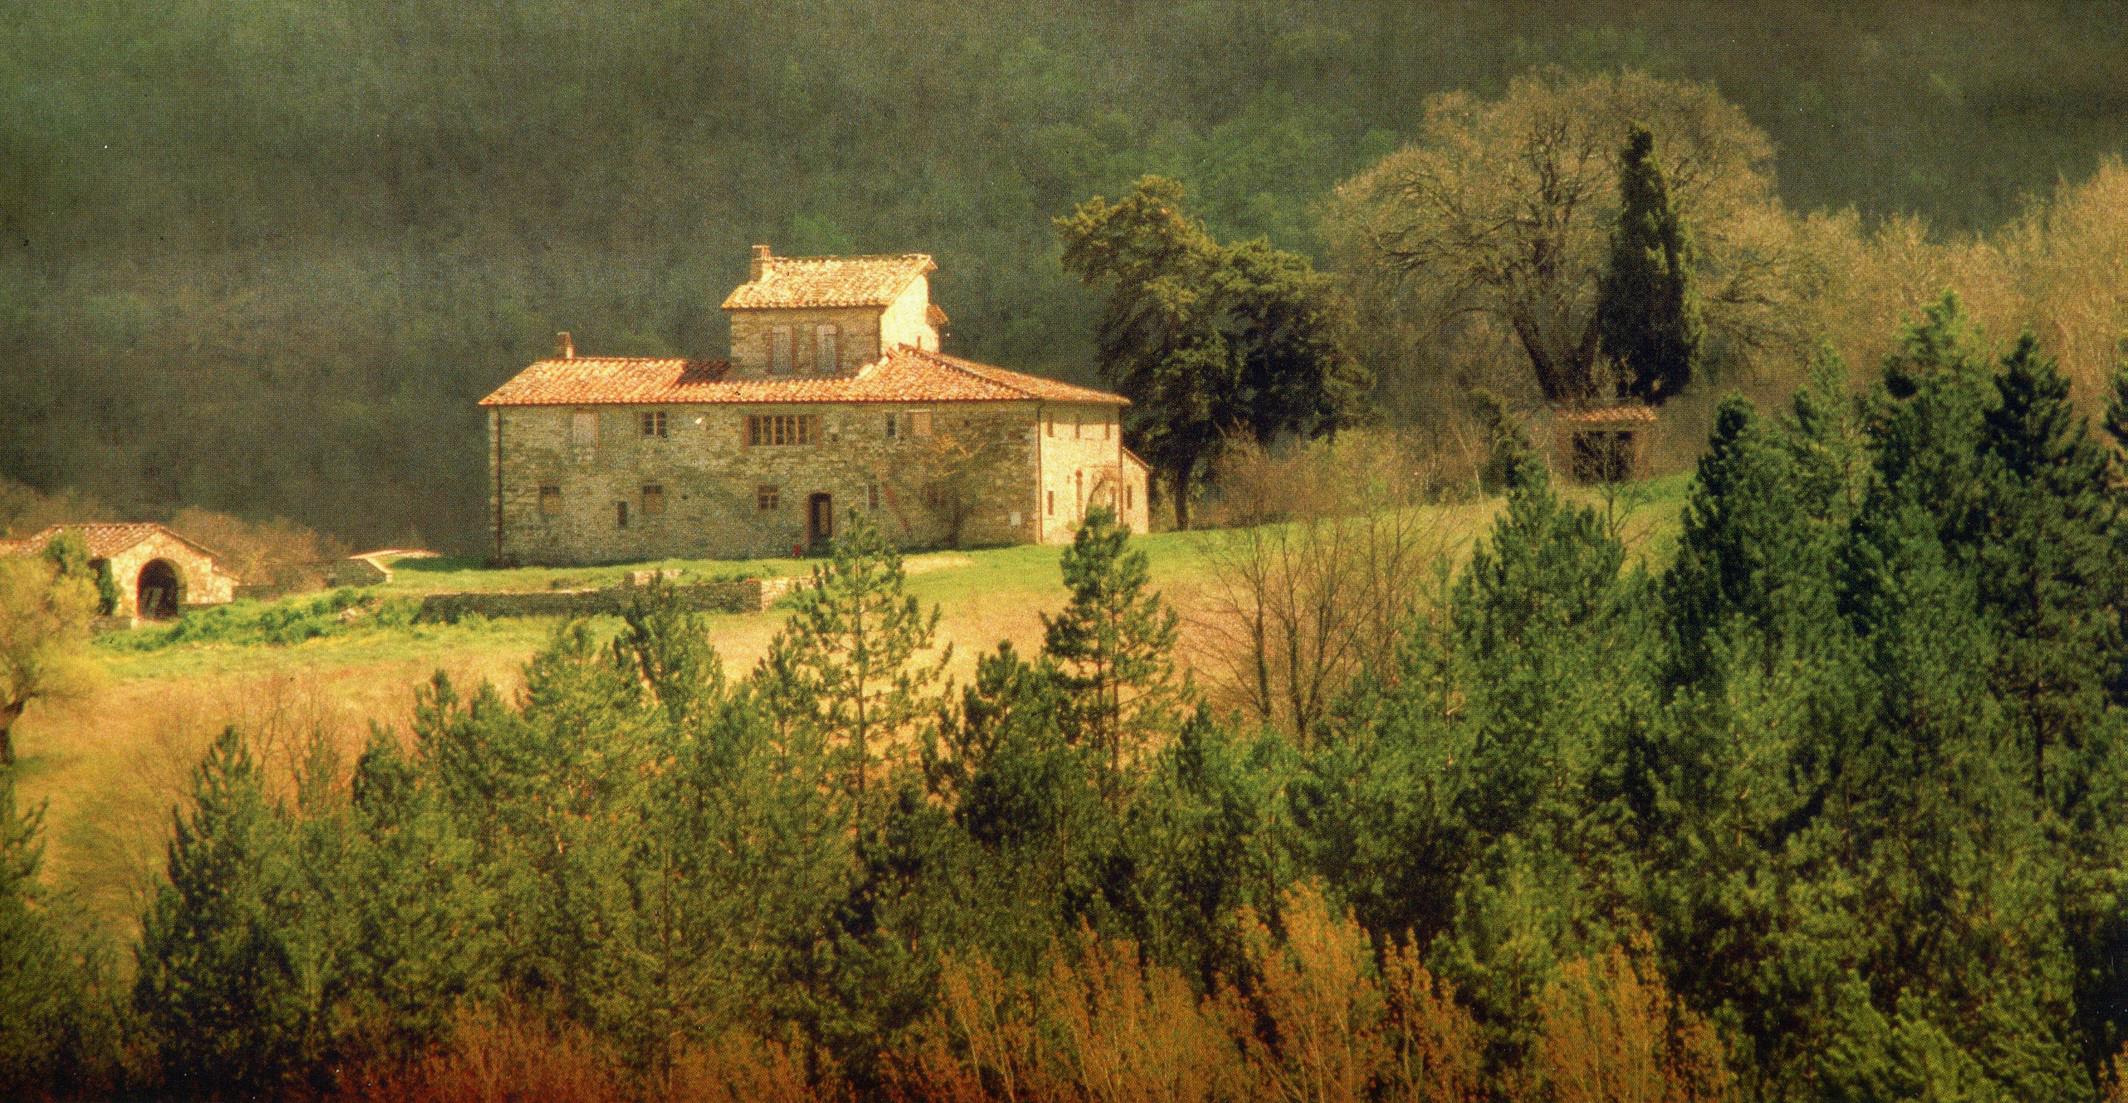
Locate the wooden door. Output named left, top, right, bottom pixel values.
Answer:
left=807, top=493, right=833, bottom=552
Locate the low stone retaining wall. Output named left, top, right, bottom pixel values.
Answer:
left=417, top=576, right=803, bottom=622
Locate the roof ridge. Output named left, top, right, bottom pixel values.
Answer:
left=773, top=252, right=932, bottom=263
left=902, top=347, right=1038, bottom=399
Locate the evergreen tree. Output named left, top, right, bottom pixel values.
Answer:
left=758, top=514, right=946, bottom=837
left=1974, top=333, right=2121, bottom=809
left=1058, top=177, right=1368, bottom=527
left=1041, top=506, right=1185, bottom=800
left=1596, top=124, right=1703, bottom=406
left=0, top=763, right=108, bottom=1096
left=134, top=727, right=306, bottom=1096
left=344, top=729, right=498, bottom=1065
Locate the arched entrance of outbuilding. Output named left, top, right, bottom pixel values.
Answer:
left=137, top=559, right=182, bottom=619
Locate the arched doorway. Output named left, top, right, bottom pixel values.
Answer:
left=137, top=559, right=182, bottom=619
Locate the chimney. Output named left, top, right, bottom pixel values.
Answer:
left=555, top=331, right=574, bottom=359
left=749, top=243, right=772, bottom=281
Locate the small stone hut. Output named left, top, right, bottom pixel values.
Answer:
left=1549, top=403, right=1657, bottom=483
left=0, top=523, right=239, bottom=619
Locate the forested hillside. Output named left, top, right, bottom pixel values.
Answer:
left=5, top=1, right=2125, bottom=544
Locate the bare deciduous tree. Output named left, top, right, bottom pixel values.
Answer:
left=1192, top=431, right=1456, bottom=744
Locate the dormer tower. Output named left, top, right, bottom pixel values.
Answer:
left=720, top=245, right=942, bottom=378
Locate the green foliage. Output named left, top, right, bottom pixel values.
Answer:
left=1041, top=506, right=1185, bottom=795
left=1057, top=176, right=1366, bottom=527
left=1598, top=124, right=1704, bottom=405
left=0, top=765, right=118, bottom=1096
left=134, top=727, right=308, bottom=1095
left=102, top=588, right=418, bottom=651
left=757, top=515, right=946, bottom=836
left=5, top=3, right=2125, bottom=547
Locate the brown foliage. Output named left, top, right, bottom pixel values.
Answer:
left=168, top=506, right=350, bottom=593
left=1231, top=884, right=1483, bottom=1103
left=1195, top=432, right=1455, bottom=742
left=335, top=1008, right=838, bottom=1103
left=1529, top=941, right=1735, bottom=1103
left=893, top=884, right=1487, bottom=1103
left=334, top=1010, right=631, bottom=1103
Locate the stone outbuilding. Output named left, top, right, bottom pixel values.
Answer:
left=479, top=246, right=1150, bottom=564
left=1548, top=403, right=1657, bottom=483
left=0, top=523, right=239, bottom=619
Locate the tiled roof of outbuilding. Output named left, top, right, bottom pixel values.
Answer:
left=478, top=346, right=1127, bottom=408
left=1554, top=403, right=1660, bottom=425
left=721, top=253, right=936, bottom=310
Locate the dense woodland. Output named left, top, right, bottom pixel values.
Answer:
left=7, top=296, right=2128, bottom=1100
left=5, top=1, right=2128, bottom=544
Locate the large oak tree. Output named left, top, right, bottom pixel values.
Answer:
left=1326, top=67, right=1811, bottom=410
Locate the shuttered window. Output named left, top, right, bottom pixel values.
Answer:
left=770, top=327, right=793, bottom=374
left=815, top=324, right=839, bottom=373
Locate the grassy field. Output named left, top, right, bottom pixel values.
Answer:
left=15, top=477, right=1687, bottom=936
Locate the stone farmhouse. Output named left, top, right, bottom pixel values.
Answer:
left=480, top=246, right=1150, bottom=564
left=0, top=522, right=238, bottom=620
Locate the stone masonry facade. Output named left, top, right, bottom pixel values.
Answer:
left=481, top=247, right=1147, bottom=565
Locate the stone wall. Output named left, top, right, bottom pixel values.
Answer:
left=493, top=399, right=1041, bottom=564
left=729, top=305, right=879, bottom=377
left=417, top=575, right=802, bottom=621
left=100, top=532, right=237, bottom=618
left=1035, top=402, right=1145, bottom=543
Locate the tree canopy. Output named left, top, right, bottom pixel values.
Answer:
left=1058, top=177, right=1367, bottom=527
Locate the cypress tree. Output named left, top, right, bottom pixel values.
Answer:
left=1597, top=124, right=1703, bottom=406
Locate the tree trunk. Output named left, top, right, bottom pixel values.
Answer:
left=0, top=699, right=21, bottom=767
left=1169, top=466, right=1193, bottom=530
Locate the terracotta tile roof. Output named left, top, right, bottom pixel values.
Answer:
left=1, top=522, right=224, bottom=561
left=1554, top=403, right=1659, bottom=425
left=479, top=346, right=1127, bottom=408
left=721, top=253, right=935, bottom=310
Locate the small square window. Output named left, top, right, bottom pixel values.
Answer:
left=640, top=410, right=668, bottom=438
left=911, top=410, right=933, bottom=438
left=641, top=484, right=665, bottom=516
left=757, top=485, right=780, bottom=511
left=538, top=485, right=561, bottom=515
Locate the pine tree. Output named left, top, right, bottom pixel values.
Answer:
left=0, top=764, right=96, bottom=1095
left=1596, top=124, right=1703, bottom=406
left=1041, top=506, right=1184, bottom=800
left=1974, top=333, right=2121, bottom=809
left=344, top=729, right=499, bottom=1064
left=758, top=514, right=946, bottom=837
left=134, top=727, right=306, bottom=1096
